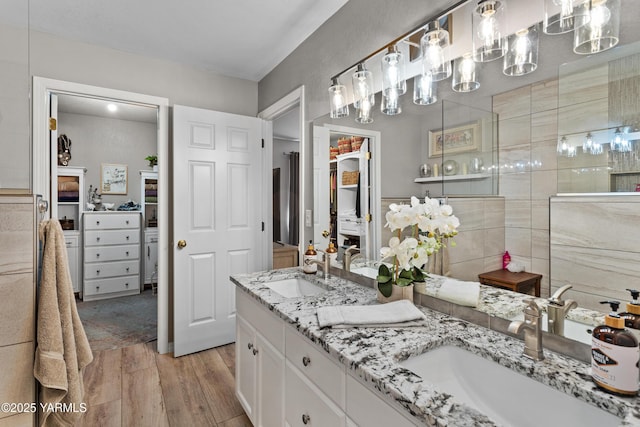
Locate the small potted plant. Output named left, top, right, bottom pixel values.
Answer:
left=145, top=155, right=158, bottom=171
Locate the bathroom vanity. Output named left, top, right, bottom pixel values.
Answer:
left=231, top=268, right=639, bottom=426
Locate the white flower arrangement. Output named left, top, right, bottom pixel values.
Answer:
left=377, top=196, right=460, bottom=297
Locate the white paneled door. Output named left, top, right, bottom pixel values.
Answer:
left=173, top=105, right=265, bottom=357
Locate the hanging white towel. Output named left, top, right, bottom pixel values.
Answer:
left=317, top=300, right=426, bottom=328
left=437, top=278, right=481, bottom=307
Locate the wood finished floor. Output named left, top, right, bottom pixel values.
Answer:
left=78, top=342, right=251, bottom=427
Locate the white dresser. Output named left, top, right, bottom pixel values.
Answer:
left=83, top=211, right=141, bottom=301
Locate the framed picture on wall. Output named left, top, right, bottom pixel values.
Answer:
left=428, top=121, right=480, bottom=158
left=101, top=163, right=128, bottom=195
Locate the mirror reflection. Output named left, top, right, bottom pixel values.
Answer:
left=312, top=20, right=640, bottom=346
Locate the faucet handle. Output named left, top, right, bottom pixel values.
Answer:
left=549, top=284, right=573, bottom=305
left=524, top=298, right=542, bottom=315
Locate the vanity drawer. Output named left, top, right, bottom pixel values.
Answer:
left=84, top=260, right=139, bottom=280
left=339, top=217, right=364, bottom=235
left=84, top=245, right=140, bottom=262
left=237, top=289, right=284, bottom=352
left=285, top=361, right=346, bottom=427
left=84, top=275, right=139, bottom=296
left=286, top=326, right=345, bottom=408
left=84, top=229, right=140, bottom=246
left=346, top=374, right=416, bottom=427
left=84, top=213, right=140, bottom=230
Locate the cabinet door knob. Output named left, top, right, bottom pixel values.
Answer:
left=302, top=414, right=310, bottom=425
left=302, top=356, right=311, bottom=367
left=252, top=348, right=258, bottom=356
left=247, top=342, right=253, bottom=350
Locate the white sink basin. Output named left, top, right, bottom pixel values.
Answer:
left=263, top=277, right=327, bottom=298
left=400, top=345, right=620, bottom=427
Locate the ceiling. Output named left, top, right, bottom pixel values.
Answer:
left=10, top=0, right=348, bottom=82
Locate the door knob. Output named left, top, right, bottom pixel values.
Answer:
left=177, top=240, right=187, bottom=249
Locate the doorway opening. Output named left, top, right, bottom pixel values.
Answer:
left=32, top=77, right=170, bottom=354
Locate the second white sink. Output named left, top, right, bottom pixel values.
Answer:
left=263, top=277, right=328, bottom=298
left=400, top=345, right=620, bottom=427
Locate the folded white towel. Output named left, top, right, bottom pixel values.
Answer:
left=437, top=279, right=480, bottom=307
left=317, top=300, right=426, bottom=328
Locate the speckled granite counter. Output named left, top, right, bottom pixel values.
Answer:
left=231, top=267, right=640, bottom=427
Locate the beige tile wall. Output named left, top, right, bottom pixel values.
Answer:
left=0, top=196, right=35, bottom=427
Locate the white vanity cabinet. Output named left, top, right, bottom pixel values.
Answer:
left=64, top=231, right=81, bottom=293
left=83, top=211, right=141, bottom=301
left=236, top=287, right=421, bottom=426
left=236, top=290, right=285, bottom=427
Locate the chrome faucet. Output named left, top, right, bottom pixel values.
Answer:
left=508, top=299, right=545, bottom=361
left=311, top=250, right=330, bottom=278
left=547, top=285, right=578, bottom=337
left=343, top=245, right=360, bottom=271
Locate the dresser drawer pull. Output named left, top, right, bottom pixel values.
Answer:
left=302, top=414, right=310, bottom=425
left=96, top=286, right=100, bottom=292
left=66, top=241, right=72, bottom=246
left=126, top=235, right=130, bottom=240
left=126, top=251, right=129, bottom=256
left=96, top=237, right=100, bottom=242
left=96, top=269, right=100, bottom=275
left=96, top=220, right=100, bottom=226
left=247, top=342, right=253, bottom=350
left=126, top=220, right=130, bottom=224
left=302, top=356, right=311, bottom=367
left=252, top=348, right=258, bottom=356
left=126, top=267, right=130, bottom=272
left=96, top=253, right=100, bottom=258
left=125, top=283, right=129, bottom=287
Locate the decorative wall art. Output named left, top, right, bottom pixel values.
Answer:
left=101, top=163, right=128, bottom=195
left=429, top=121, right=480, bottom=158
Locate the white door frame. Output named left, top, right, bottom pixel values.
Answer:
left=32, top=77, right=170, bottom=354
left=258, top=86, right=305, bottom=266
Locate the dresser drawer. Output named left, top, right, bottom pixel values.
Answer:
left=84, top=213, right=140, bottom=230
left=286, top=327, right=345, bottom=409
left=84, top=245, right=140, bottom=262
left=84, top=229, right=140, bottom=246
left=285, top=361, right=345, bottom=427
left=84, top=275, right=139, bottom=296
left=84, top=260, right=139, bottom=280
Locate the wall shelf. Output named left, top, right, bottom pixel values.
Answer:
left=414, top=173, right=492, bottom=183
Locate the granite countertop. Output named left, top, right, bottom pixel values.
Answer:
left=231, top=267, right=640, bottom=427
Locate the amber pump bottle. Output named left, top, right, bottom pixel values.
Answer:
left=302, top=240, right=317, bottom=274
left=620, top=289, right=640, bottom=330
left=591, top=301, right=639, bottom=396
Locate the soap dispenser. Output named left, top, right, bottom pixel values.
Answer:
left=591, top=301, right=639, bottom=396
left=325, top=239, right=338, bottom=266
left=620, top=289, right=640, bottom=330
left=303, top=240, right=318, bottom=274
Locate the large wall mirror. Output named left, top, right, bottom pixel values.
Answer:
left=311, top=0, right=640, bottom=347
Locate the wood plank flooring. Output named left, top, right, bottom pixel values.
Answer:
left=78, top=342, right=250, bottom=427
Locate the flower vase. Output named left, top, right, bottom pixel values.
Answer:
left=377, top=284, right=414, bottom=304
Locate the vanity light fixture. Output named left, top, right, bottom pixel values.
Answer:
left=381, top=45, right=407, bottom=97
left=583, top=132, right=594, bottom=152
left=543, top=0, right=591, bottom=34
left=610, top=127, right=632, bottom=152
left=381, top=89, right=402, bottom=115
left=574, top=0, right=620, bottom=54
left=421, top=21, right=452, bottom=82
left=352, top=63, right=375, bottom=124
left=328, top=77, right=349, bottom=119
left=503, top=25, right=539, bottom=76
left=413, top=73, right=438, bottom=105
left=472, top=0, right=507, bottom=62
left=557, top=135, right=575, bottom=157
left=452, top=53, right=480, bottom=92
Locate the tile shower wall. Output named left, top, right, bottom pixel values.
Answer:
left=493, top=80, right=560, bottom=298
